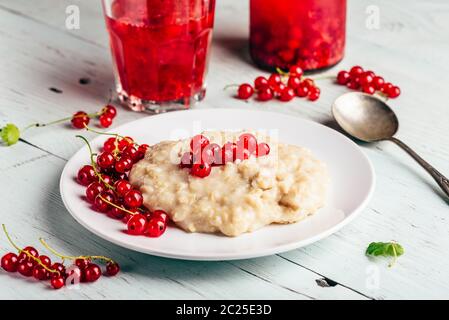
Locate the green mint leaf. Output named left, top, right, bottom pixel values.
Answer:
left=0, top=123, right=20, bottom=146
left=366, top=241, right=404, bottom=267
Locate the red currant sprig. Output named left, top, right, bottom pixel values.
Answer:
left=336, top=66, right=401, bottom=99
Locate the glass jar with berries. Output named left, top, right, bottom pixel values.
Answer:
left=250, top=0, right=347, bottom=71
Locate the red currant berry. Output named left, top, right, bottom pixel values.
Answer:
left=301, top=78, right=315, bottom=89
left=123, top=146, right=140, bottom=162
left=372, top=76, right=385, bottom=90
left=33, top=265, right=49, bottom=280
left=237, top=84, right=254, bottom=100
left=359, top=72, right=374, bottom=86
left=103, top=137, right=117, bottom=153
left=51, top=263, right=66, bottom=277
left=279, top=87, right=295, bottom=102
left=347, top=80, right=360, bottom=90
left=127, top=214, right=147, bottom=235
left=254, top=76, right=269, bottom=89
left=273, top=83, right=286, bottom=95
left=257, top=143, right=271, bottom=157
left=191, top=163, right=212, bottom=178
left=17, top=260, right=34, bottom=277
left=75, top=258, right=90, bottom=270
left=97, top=152, right=115, bottom=169
left=152, top=210, right=169, bottom=223
left=94, top=191, right=116, bottom=213
left=190, top=135, right=210, bottom=153
left=257, top=86, right=274, bottom=101
left=84, top=263, right=102, bottom=282
left=287, top=76, right=301, bottom=89
left=308, top=87, right=321, bottom=101
left=137, top=144, right=149, bottom=158
left=337, top=71, right=351, bottom=85
left=146, top=218, right=167, bottom=238
left=18, top=246, right=39, bottom=261
left=50, top=275, right=65, bottom=289
left=289, top=65, right=303, bottom=77
left=362, top=85, right=376, bottom=95
left=77, top=165, right=96, bottom=186
left=1, top=253, right=18, bottom=272
left=39, top=255, right=51, bottom=267
left=124, top=190, right=143, bottom=208
left=99, top=115, right=113, bottom=128
left=103, top=105, right=117, bottom=118
left=115, top=156, right=133, bottom=173
left=387, top=86, right=401, bottom=98
left=268, top=73, right=282, bottom=87
left=114, top=179, right=132, bottom=198
left=86, top=182, right=104, bottom=203
left=106, top=261, right=120, bottom=276
left=349, top=66, right=364, bottom=77
left=71, top=111, right=90, bottom=129
left=296, top=84, right=309, bottom=98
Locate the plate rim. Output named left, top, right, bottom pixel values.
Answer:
left=60, top=108, right=376, bottom=261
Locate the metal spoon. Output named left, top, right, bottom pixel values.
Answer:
left=332, top=92, right=449, bottom=198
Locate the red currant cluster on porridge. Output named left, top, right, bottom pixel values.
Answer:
left=337, top=66, right=401, bottom=98
left=236, top=65, right=321, bottom=102
left=1, top=225, right=119, bottom=290
left=71, top=104, right=118, bottom=129
left=179, top=133, right=271, bottom=178
left=77, top=132, right=168, bottom=238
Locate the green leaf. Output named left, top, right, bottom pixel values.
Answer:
left=366, top=241, right=404, bottom=267
left=0, top=123, right=20, bottom=146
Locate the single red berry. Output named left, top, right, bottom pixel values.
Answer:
left=237, top=84, right=254, bottom=100
left=364, top=70, right=376, bottom=78
left=273, top=83, right=287, bottom=95
left=51, top=275, right=65, bottom=289
left=51, top=263, right=66, bottom=277
left=86, top=182, right=105, bottom=203
left=127, top=214, right=147, bottom=235
left=337, top=71, right=351, bottom=85
left=152, top=210, right=169, bottom=223
left=77, top=165, right=96, bottom=186
left=190, top=135, right=210, bottom=153
left=99, top=115, right=113, bottom=128
left=106, top=261, right=120, bottom=276
left=387, top=86, right=401, bottom=98
left=268, top=73, right=282, bottom=87
left=124, top=190, right=143, bottom=208
left=362, top=85, right=376, bottom=95
left=109, top=204, right=127, bottom=219
left=71, top=111, right=90, bottom=129
left=75, top=258, right=90, bottom=270
left=1, top=253, right=18, bottom=272
left=301, top=78, right=315, bottom=89
left=372, top=76, right=385, bottom=90
left=100, top=174, right=113, bottom=186
left=257, top=86, right=274, bottom=101
left=146, top=218, right=167, bottom=238
left=349, top=66, right=364, bottom=77
left=33, top=265, right=50, bottom=281
left=279, top=87, right=295, bottom=102
left=137, top=144, right=149, bottom=158
left=257, top=143, right=271, bottom=157
left=191, top=163, right=212, bottom=178
left=84, top=263, right=102, bottom=282
left=39, top=255, right=51, bottom=267
left=97, top=152, right=115, bottom=169
left=359, top=72, right=374, bottom=86
left=103, top=105, right=117, bottom=118
left=308, top=87, right=321, bottom=101
left=123, top=146, right=140, bottom=162
left=117, top=137, right=132, bottom=151
left=17, top=260, right=34, bottom=277
left=296, top=84, right=309, bottom=98
left=287, top=76, right=301, bottom=89
left=18, top=246, right=39, bottom=261
left=347, top=80, right=360, bottom=90
left=381, top=82, right=393, bottom=94
left=115, top=156, right=133, bottom=173
left=114, top=179, right=132, bottom=197
left=289, top=65, right=303, bottom=77
left=254, top=76, right=269, bottom=89
left=94, top=191, right=116, bottom=213
left=103, top=137, right=117, bottom=153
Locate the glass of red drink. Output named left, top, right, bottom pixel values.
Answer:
left=102, top=0, right=216, bottom=112
left=250, top=0, right=346, bottom=71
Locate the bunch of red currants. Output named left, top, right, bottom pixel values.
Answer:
left=77, top=134, right=169, bottom=237
left=71, top=105, right=118, bottom=129
left=179, top=133, right=271, bottom=178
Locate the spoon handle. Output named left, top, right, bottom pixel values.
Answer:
left=389, top=137, right=449, bottom=198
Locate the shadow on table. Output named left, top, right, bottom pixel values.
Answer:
left=213, top=35, right=253, bottom=67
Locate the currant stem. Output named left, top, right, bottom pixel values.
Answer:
left=1, top=224, right=59, bottom=275
left=98, top=194, right=137, bottom=216
left=223, top=84, right=239, bottom=90
left=39, top=238, right=114, bottom=264
left=22, top=111, right=102, bottom=133
left=84, top=126, right=139, bottom=149
left=76, top=135, right=115, bottom=190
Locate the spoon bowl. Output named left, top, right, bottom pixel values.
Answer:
left=332, top=92, right=399, bottom=142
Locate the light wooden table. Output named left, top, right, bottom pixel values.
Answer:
left=1, top=0, right=448, bottom=300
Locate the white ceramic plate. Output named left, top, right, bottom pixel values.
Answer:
left=60, top=109, right=375, bottom=261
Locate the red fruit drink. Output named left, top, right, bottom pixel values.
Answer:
left=102, top=0, right=216, bottom=112
left=250, top=0, right=346, bottom=71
